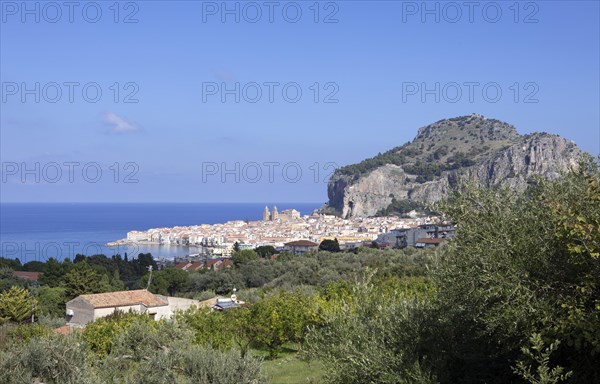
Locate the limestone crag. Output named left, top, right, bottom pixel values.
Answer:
left=325, top=115, right=581, bottom=218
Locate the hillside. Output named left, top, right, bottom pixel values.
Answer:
left=324, top=114, right=582, bottom=218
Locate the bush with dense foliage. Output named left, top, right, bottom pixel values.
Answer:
left=304, top=156, right=600, bottom=384
left=319, top=239, right=341, bottom=252
left=0, top=333, right=96, bottom=384
left=5, top=159, right=596, bottom=384
left=0, top=316, right=265, bottom=384
left=0, top=286, right=37, bottom=324
left=178, top=289, right=324, bottom=359
left=425, top=157, right=600, bottom=383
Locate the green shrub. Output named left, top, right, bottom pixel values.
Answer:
left=82, top=311, right=156, bottom=357
left=0, top=333, right=97, bottom=384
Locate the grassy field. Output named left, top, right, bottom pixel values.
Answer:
left=252, top=345, right=325, bottom=384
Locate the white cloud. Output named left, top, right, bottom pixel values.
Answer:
left=104, top=112, right=141, bottom=133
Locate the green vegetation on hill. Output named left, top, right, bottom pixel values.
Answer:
left=306, top=155, right=600, bottom=384
left=259, top=346, right=325, bottom=384
left=336, top=115, right=519, bottom=182
left=0, top=316, right=265, bottom=384
left=375, top=198, right=433, bottom=217
left=1, top=155, right=598, bottom=383
left=0, top=246, right=435, bottom=383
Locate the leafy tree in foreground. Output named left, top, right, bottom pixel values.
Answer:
left=0, top=318, right=265, bottom=384
left=429, top=155, right=600, bottom=383
left=82, top=311, right=156, bottom=358
left=305, top=155, right=600, bottom=384
left=0, top=333, right=96, bottom=384
left=304, top=275, right=436, bottom=383
left=247, top=290, right=321, bottom=358
left=177, top=307, right=237, bottom=351
left=36, top=286, right=66, bottom=317
left=90, top=316, right=264, bottom=383
left=0, top=286, right=37, bottom=324
left=513, top=333, right=572, bottom=384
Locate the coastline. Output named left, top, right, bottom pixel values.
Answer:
left=111, top=211, right=431, bottom=254
left=1, top=202, right=323, bottom=262
left=106, top=239, right=202, bottom=248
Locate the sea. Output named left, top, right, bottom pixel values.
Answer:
left=0, top=203, right=322, bottom=263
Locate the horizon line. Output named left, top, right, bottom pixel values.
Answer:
left=0, top=201, right=325, bottom=204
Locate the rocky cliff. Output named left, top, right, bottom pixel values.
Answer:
left=325, top=114, right=582, bottom=218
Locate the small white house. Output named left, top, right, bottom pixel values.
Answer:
left=65, top=289, right=201, bottom=326
left=283, top=240, right=319, bottom=255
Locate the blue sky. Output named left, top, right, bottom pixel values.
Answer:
left=1, top=0, right=599, bottom=203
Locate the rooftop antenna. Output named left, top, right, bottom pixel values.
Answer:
left=146, top=265, right=153, bottom=290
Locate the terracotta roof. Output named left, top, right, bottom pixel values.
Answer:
left=78, top=289, right=168, bottom=309
left=206, top=259, right=222, bottom=268
left=285, top=240, right=319, bottom=247
left=174, top=262, right=191, bottom=270
left=416, top=238, right=445, bottom=244
left=219, top=259, right=234, bottom=268
left=12, top=271, right=42, bottom=281
left=188, top=262, right=204, bottom=270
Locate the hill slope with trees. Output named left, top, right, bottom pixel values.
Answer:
left=324, top=114, right=582, bottom=218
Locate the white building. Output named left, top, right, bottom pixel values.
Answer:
left=65, top=289, right=203, bottom=326
left=127, top=231, right=148, bottom=242
left=280, top=209, right=301, bottom=221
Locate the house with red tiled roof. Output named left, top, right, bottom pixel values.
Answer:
left=187, top=261, right=204, bottom=271
left=283, top=240, right=319, bottom=255
left=65, top=289, right=204, bottom=326
left=206, top=259, right=223, bottom=270
left=415, top=237, right=446, bottom=248
left=174, top=262, right=192, bottom=270
left=218, top=259, right=234, bottom=270
left=174, top=261, right=204, bottom=271
left=12, top=271, right=42, bottom=282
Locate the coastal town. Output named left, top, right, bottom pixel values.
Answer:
left=108, top=206, right=455, bottom=261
